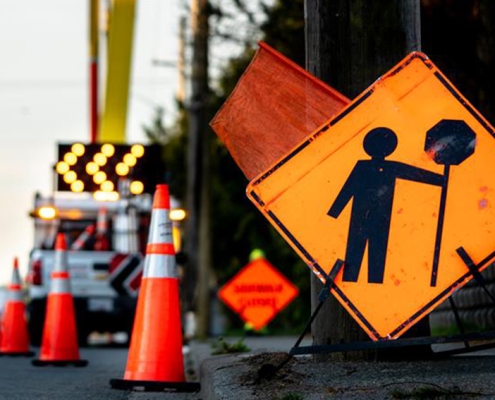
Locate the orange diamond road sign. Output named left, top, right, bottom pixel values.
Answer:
left=218, top=257, right=299, bottom=330
left=247, top=52, right=495, bottom=341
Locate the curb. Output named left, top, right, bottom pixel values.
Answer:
left=200, top=355, right=250, bottom=400
left=199, top=351, right=495, bottom=399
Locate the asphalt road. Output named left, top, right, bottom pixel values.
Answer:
left=0, top=336, right=311, bottom=399
left=0, top=347, right=201, bottom=400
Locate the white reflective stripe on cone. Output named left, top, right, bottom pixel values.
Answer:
left=11, top=269, right=21, bottom=286
left=50, top=278, right=71, bottom=294
left=9, top=289, right=24, bottom=301
left=147, top=210, right=173, bottom=244
left=143, top=254, right=177, bottom=278
left=53, top=251, right=68, bottom=273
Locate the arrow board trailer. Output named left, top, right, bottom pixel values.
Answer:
left=26, top=192, right=151, bottom=346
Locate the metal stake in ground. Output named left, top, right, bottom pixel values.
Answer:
left=424, top=119, right=476, bottom=287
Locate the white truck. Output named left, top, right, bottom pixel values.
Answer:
left=26, top=191, right=152, bottom=346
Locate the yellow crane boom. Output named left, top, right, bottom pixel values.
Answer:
left=99, top=0, right=137, bottom=143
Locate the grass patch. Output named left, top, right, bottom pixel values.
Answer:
left=211, top=337, right=250, bottom=355
left=430, top=322, right=483, bottom=337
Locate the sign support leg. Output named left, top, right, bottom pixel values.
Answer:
left=282, top=249, right=495, bottom=358
left=256, top=260, right=344, bottom=382
left=257, top=247, right=495, bottom=380
left=293, top=259, right=344, bottom=349
left=448, top=297, right=470, bottom=348
left=456, top=246, right=495, bottom=306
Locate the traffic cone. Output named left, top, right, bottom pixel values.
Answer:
left=110, top=184, right=200, bottom=392
left=32, top=233, right=87, bottom=367
left=70, top=223, right=95, bottom=250
left=94, top=207, right=110, bottom=251
left=0, top=258, right=33, bottom=356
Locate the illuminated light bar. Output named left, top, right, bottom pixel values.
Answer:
left=71, top=143, right=85, bottom=156
left=38, top=206, right=57, bottom=220
left=129, top=180, right=144, bottom=195
left=57, top=143, right=164, bottom=194
left=170, top=208, right=186, bottom=222
left=93, top=191, right=120, bottom=201
left=115, top=162, right=129, bottom=176
left=64, top=170, right=77, bottom=184
left=101, top=143, right=115, bottom=157
left=94, top=153, right=107, bottom=166
left=56, top=161, right=70, bottom=175
left=64, top=152, right=77, bottom=166
left=131, top=144, right=145, bottom=158
left=172, top=225, right=181, bottom=252
left=86, top=162, right=99, bottom=175
left=100, top=180, right=114, bottom=192
left=93, top=171, right=107, bottom=184
left=71, top=180, right=85, bottom=192
left=123, top=153, right=137, bottom=167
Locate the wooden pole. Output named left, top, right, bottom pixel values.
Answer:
left=305, top=0, right=426, bottom=360
left=185, top=0, right=211, bottom=338
left=176, top=17, right=187, bottom=103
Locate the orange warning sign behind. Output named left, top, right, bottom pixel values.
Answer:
left=247, top=52, right=495, bottom=340
left=218, top=258, right=299, bottom=330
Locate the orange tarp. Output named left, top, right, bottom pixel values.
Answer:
left=210, top=41, right=350, bottom=180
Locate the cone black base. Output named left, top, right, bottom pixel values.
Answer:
left=110, top=378, right=200, bottom=393
left=32, top=359, right=88, bottom=367
left=0, top=351, right=34, bottom=357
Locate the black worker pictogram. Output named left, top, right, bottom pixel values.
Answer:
left=328, top=127, right=444, bottom=284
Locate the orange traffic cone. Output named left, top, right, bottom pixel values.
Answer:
left=110, top=184, right=199, bottom=392
left=70, top=223, right=95, bottom=250
left=0, top=258, right=33, bottom=356
left=94, top=207, right=110, bottom=251
left=32, top=234, right=87, bottom=367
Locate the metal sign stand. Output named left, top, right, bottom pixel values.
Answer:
left=289, top=250, right=495, bottom=358
left=256, top=248, right=495, bottom=382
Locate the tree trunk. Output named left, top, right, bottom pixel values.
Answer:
left=305, top=0, right=430, bottom=360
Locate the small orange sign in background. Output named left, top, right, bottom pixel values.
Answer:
left=247, top=52, right=495, bottom=340
left=218, top=257, right=299, bottom=330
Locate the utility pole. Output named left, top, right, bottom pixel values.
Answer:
left=305, top=0, right=426, bottom=360
left=176, top=17, right=187, bottom=103
left=185, top=0, right=211, bottom=338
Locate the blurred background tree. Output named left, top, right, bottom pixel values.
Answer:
left=421, top=0, right=495, bottom=122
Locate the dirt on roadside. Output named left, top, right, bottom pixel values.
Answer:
left=232, top=352, right=495, bottom=400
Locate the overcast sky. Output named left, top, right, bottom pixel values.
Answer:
left=0, top=0, right=181, bottom=283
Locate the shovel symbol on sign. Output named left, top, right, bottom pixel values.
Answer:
left=424, top=119, right=476, bottom=287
